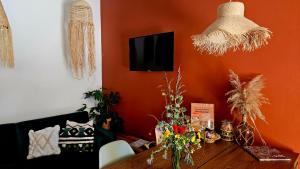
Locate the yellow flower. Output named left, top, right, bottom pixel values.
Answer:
left=163, top=130, right=170, bottom=138
left=191, top=136, right=196, bottom=143
left=197, top=132, right=201, bottom=139
left=175, top=134, right=180, bottom=139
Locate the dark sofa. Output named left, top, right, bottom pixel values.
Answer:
left=0, top=111, right=115, bottom=169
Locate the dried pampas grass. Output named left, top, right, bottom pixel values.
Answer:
left=0, top=1, right=14, bottom=68
left=226, top=70, right=269, bottom=145
left=68, top=0, right=95, bottom=79
left=226, top=70, right=269, bottom=122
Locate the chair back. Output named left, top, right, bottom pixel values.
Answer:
left=99, top=140, right=135, bottom=168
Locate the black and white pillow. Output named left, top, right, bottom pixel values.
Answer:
left=59, top=121, right=94, bottom=153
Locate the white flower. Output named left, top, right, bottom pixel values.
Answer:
left=146, top=158, right=153, bottom=166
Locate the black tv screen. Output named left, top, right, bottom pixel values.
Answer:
left=129, top=32, right=174, bottom=71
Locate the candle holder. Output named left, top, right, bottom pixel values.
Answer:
left=220, top=120, right=234, bottom=142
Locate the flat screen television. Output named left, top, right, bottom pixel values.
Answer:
left=129, top=32, right=174, bottom=71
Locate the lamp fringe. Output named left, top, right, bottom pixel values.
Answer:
left=192, top=27, right=271, bottom=55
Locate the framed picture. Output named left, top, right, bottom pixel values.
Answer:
left=191, top=103, right=214, bottom=130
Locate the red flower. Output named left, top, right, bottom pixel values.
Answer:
left=178, top=126, right=186, bottom=134
left=173, top=125, right=186, bottom=135
left=172, top=125, right=178, bottom=134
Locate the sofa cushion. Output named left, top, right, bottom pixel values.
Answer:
left=0, top=111, right=99, bottom=169
left=66, top=120, right=93, bottom=128
left=59, top=126, right=94, bottom=153
left=15, top=111, right=89, bottom=163
left=27, top=125, right=61, bottom=159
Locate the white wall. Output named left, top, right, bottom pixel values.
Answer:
left=0, top=0, right=101, bottom=124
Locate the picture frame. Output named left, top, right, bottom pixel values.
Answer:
left=191, top=103, right=214, bottom=130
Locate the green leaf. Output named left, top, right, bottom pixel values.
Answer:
left=174, top=113, right=179, bottom=119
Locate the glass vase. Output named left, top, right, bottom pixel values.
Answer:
left=235, top=115, right=254, bottom=146
left=171, top=147, right=181, bottom=169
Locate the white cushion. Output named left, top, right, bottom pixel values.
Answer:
left=66, top=120, right=93, bottom=128
left=27, top=125, right=61, bottom=159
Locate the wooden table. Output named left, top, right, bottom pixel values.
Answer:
left=103, top=141, right=299, bottom=169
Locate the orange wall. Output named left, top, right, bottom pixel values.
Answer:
left=101, top=0, right=300, bottom=154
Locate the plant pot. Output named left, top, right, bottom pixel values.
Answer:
left=102, top=117, right=112, bottom=130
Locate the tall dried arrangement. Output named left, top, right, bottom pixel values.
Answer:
left=0, top=1, right=14, bottom=68
left=68, top=0, right=95, bottom=79
left=226, top=70, right=269, bottom=146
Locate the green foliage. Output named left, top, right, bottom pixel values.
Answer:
left=160, top=68, right=188, bottom=126
left=80, top=88, right=123, bottom=132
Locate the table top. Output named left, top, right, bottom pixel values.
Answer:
left=103, top=141, right=299, bottom=169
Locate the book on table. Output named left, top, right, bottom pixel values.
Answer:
left=244, top=146, right=292, bottom=161
left=130, top=139, right=154, bottom=150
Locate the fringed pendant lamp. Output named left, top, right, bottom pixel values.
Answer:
left=68, top=0, right=96, bottom=79
left=192, top=1, right=272, bottom=55
left=0, top=1, right=14, bottom=68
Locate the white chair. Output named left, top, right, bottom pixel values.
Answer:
left=99, top=140, right=135, bottom=169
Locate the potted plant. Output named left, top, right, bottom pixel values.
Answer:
left=79, top=88, right=123, bottom=132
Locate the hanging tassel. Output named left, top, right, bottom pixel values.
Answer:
left=0, top=1, right=14, bottom=68
left=68, top=0, right=95, bottom=79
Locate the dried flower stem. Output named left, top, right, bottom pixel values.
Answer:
left=226, top=69, right=269, bottom=146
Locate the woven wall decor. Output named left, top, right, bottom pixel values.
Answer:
left=68, top=0, right=95, bottom=79
left=0, top=1, right=14, bottom=68
left=192, top=2, right=272, bottom=55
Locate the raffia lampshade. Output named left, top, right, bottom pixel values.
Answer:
left=192, top=2, right=271, bottom=55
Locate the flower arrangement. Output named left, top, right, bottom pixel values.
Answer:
left=226, top=70, right=269, bottom=145
left=147, top=68, right=202, bottom=169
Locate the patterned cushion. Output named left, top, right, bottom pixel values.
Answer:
left=66, top=120, right=93, bottom=129
left=27, top=125, right=61, bottom=159
left=59, top=126, right=94, bottom=153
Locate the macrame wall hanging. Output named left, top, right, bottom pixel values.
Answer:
left=0, top=1, right=14, bottom=68
left=192, top=1, right=272, bottom=55
left=68, top=0, right=95, bottom=79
